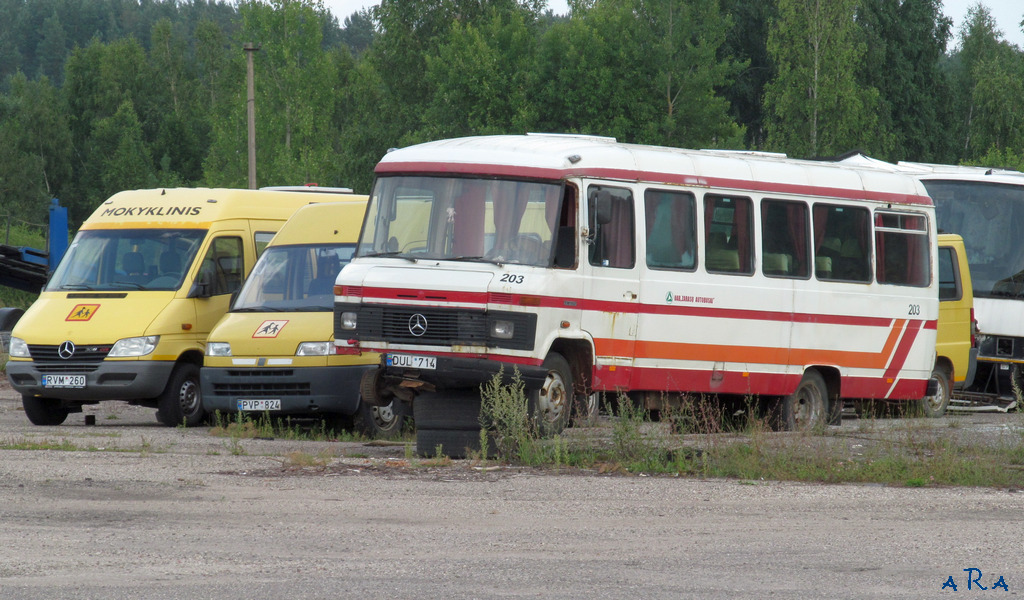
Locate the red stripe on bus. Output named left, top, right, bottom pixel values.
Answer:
left=356, top=285, right=916, bottom=329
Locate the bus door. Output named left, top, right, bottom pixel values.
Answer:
left=635, top=188, right=699, bottom=391
left=581, top=184, right=639, bottom=391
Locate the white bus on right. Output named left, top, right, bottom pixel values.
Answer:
left=843, top=154, right=1024, bottom=411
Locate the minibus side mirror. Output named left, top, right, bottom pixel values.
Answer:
left=187, top=270, right=214, bottom=298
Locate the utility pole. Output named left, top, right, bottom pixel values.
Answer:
left=243, top=43, right=260, bottom=190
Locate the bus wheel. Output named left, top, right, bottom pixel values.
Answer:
left=22, top=396, right=70, bottom=426
left=354, top=398, right=411, bottom=439
left=781, top=370, right=828, bottom=431
left=918, top=365, right=951, bottom=418
left=531, top=353, right=573, bottom=436
left=156, top=363, right=204, bottom=427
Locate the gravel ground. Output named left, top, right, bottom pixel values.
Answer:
left=1, top=378, right=1023, bottom=599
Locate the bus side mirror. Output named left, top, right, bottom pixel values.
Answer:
left=187, top=270, right=214, bottom=298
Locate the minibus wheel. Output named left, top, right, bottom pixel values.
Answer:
left=355, top=398, right=411, bottom=439
left=780, top=370, right=827, bottom=431
left=918, top=365, right=951, bottom=418
left=156, top=363, right=205, bottom=427
left=22, top=396, right=70, bottom=426
left=531, top=353, right=573, bottom=436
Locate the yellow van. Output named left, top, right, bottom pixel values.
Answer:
left=200, top=200, right=406, bottom=437
left=5, top=186, right=360, bottom=427
left=923, top=233, right=977, bottom=416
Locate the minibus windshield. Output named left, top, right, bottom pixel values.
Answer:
left=233, top=244, right=356, bottom=312
left=358, top=175, right=562, bottom=266
left=46, top=229, right=205, bottom=292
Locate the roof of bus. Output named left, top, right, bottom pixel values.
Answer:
left=375, top=134, right=932, bottom=206
left=269, top=197, right=368, bottom=247
left=840, top=153, right=1024, bottom=186
left=81, top=187, right=365, bottom=230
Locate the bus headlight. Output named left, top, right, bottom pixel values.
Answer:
left=296, top=341, right=332, bottom=356
left=108, top=336, right=159, bottom=357
left=8, top=337, right=29, bottom=358
left=340, top=312, right=358, bottom=330
left=206, top=342, right=232, bottom=357
left=491, top=320, right=515, bottom=340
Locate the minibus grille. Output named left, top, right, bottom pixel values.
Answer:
left=214, top=370, right=310, bottom=396
left=367, top=307, right=487, bottom=345
left=337, top=304, right=536, bottom=350
left=27, top=344, right=110, bottom=362
left=35, top=363, right=101, bottom=373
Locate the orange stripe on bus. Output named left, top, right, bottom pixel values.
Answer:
left=595, top=319, right=909, bottom=370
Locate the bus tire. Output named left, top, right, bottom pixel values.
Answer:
left=531, top=353, right=573, bottom=436
left=780, top=370, right=828, bottom=431
left=354, top=397, right=411, bottom=439
left=22, top=396, right=70, bottom=426
left=413, top=390, right=483, bottom=431
left=918, top=365, right=951, bottom=418
left=156, top=362, right=205, bottom=427
left=415, top=428, right=495, bottom=459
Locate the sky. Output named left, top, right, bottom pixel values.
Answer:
left=321, top=0, right=1024, bottom=50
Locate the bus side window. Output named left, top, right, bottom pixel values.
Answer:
left=875, top=212, right=929, bottom=287
left=938, top=247, right=960, bottom=300
left=813, top=204, right=871, bottom=282
left=645, top=189, right=696, bottom=270
left=588, top=186, right=635, bottom=269
left=761, top=199, right=809, bottom=278
left=704, top=195, right=752, bottom=274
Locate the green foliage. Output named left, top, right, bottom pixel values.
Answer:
left=764, top=0, right=886, bottom=158
left=0, top=0, right=1023, bottom=233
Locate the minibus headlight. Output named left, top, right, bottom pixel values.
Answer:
left=108, top=335, right=159, bottom=357
left=8, top=337, right=29, bottom=358
left=296, top=341, right=332, bottom=356
left=206, top=342, right=232, bottom=357
left=491, top=320, right=515, bottom=340
left=340, top=312, right=358, bottom=330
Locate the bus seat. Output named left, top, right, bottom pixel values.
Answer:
left=815, top=256, right=832, bottom=277
left=707, top=250, right=739, bottom=271
left=763, top=253, right=790, bottom=275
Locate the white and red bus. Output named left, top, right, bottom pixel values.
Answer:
left=335, top=134, right=937, bottom=455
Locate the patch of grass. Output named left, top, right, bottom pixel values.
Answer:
left=468, top=375, right=1024, bottom=488
left=207, top=411, right=362, bottom=442
left=276, top=449, right=334, bottom=468
left=0, top=438, right=82, bottom=451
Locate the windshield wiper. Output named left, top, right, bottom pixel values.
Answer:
left=234, top=306, right=286, bottom=312
left=111, top=281, right=145, bottom=289
left=448, top=255, right=485, bottom=262
left=60, top=284, right=95, bottom=290
left=362, top=250, right=417, bottom=262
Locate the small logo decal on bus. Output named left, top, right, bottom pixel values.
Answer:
left=66, top=304, right=99, bottom=321
left=253, top=320, right=288, bottom=338
left=408, top=314, right=428, bottom=337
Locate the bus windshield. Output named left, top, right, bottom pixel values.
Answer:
left=925, top=180, right=1024, bottom=298
left=233, top=244, right=356, bottom=312
left=46, top=229, right=205, bottom=292
left=357, top=175, right=563, bottom=266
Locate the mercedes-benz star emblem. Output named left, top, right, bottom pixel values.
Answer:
left=408, top=314, right=428, bottom=337
left=58, top=340, right=75, bottom=360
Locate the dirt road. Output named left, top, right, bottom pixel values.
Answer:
left=0, top=382, right=1021, bottom=599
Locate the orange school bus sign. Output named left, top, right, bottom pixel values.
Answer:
left=66, top=304, right=100, bottom=321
